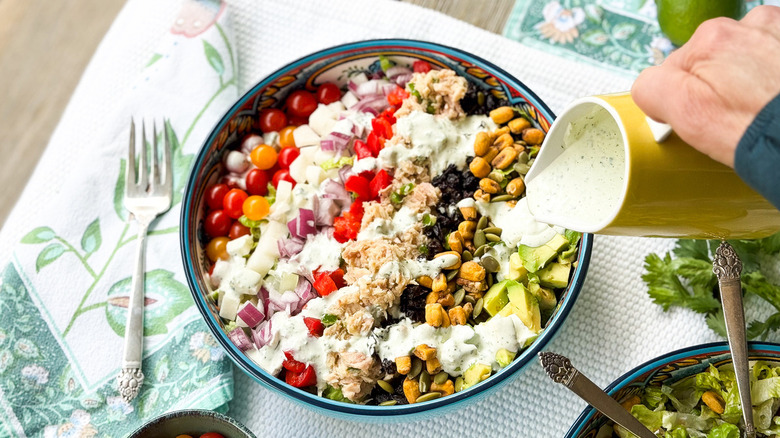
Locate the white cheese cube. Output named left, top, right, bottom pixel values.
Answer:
left=210, top=259, right=231, bottom=287
left=340, top=91, right=359, bottom=109
left=289, top=153, right=314, bottom=183
left=219, top=289, right=242, bottom=320
left=292, top=124, right=320, bottom=147
left=226, top=235, right=253, bottom=258
left=308, top=104, right=337, bottom=136
left=305, top=165, right=325, bottom=186
left=327, top=101, right=346, bottom=113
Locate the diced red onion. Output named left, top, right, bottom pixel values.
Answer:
left=228, top=327, right=253, bottom=351
left=395, top=73, right=413, bottom=87
left=351, top=122, right=365, bottom=138
left=278, top=238, right=305, bottom=258
left=321, top=131, right=352, bottom=152
left=253, top=320, right=273, bottom=348
left=220, top=174, right=246, bottom=191
left=353, top=95, right=389, bottom=115
left=224, top=150, right=249, bottom=173
left=321, top=179, right=351, bottom=206
left=312, top=197, right=340, bottom=226
left=237, top=302, right=265, bottom=328
left=240, top=134, right=264, bottom=154
left=386, top=66, right=412, bottom=79
left=296, top=264, right=315, bottom=284
left=338, top=165, right=353, bottom=185
left=320, top=139, right=335, bottom=151
left=355, top=80, right=380, bottom=97
left=287, top=209, right=315, bottom=240
left=381, top=83, right=399, bottom=96
left=295, top=277, right=316, bottom=304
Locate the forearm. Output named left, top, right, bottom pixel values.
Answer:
left=734, top=92, right=780, bottom=210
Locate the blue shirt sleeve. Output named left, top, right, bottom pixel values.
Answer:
left=734, top=92, right=780, bottom=211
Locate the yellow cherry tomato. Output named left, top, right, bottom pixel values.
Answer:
left=206, top=236, right=229, bottom=262
left=250, top=144, right=277, bottom=170
left=279, top=125, right=296, bottom=148
left=242, top=195, right=270, bottom=221
left=176, top=435, right=194, bottom=438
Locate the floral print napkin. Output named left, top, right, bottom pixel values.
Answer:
left=503, top=0, right=779, bottom=76
left=0, top=0, right=238, bottom=436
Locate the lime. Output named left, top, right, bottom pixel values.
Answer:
left=656, top=0, right=745, bottom=46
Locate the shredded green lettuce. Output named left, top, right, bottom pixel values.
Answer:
left=320, top=156, right=353, bottom=170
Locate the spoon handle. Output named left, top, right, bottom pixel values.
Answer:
left=714, top=241, right=756, bottom=438
left=539, top=352, right=657, bottom=438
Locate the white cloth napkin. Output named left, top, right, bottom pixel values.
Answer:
left=1, top=0, right=766, bottom=437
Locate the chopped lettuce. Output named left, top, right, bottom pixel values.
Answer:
left=320, top=156, right=353, bottom=170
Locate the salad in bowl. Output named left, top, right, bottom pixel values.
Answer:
left=181, top=39, right=591, bottom=419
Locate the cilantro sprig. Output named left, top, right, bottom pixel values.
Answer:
left=643, top=233, right=780, bottom=340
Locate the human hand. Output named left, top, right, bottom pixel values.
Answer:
left=631, top=5, right=780, bottom=167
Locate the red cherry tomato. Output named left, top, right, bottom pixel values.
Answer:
left=258, top=108, right=287, bottom=133
left=277, top=147, right=301, bottom=170
left=245, top=168, right=269, bottom=196
left=204, top=210, right=231, bottom=237
left=223, top=188, right=248, bottom=219
left=229, top=222, right=250, bottom=239
left=199, top=433, right=226, bottom=438
left=205, top=183, right=230, bottom=211
left=272, top=169, right=296, bottom=189
left=316, top=82, right=341, bottom=104
left=285, top=90, right=318, bottom=118
left=413, top=60, right=432, bottom=73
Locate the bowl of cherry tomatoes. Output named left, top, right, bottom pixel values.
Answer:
left=128, top=409, right=255, bottom=438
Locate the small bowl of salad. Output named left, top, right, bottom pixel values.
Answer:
left=565, top=342, right=780, bottom=437
left=180, top=39, right=592, bottom=421
left=128, top=409, right=255, bottom=438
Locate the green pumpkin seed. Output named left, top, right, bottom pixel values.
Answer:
left=474, top=298, right=484, bottom=318
left=474, top=244, right=489, bottom=258
left=490, top=194, right=515, bottom=203
left=379, top=400, right=398, bottom=406
left=453, top=288, right=465, bottom=307
left=487, top=170, right=504, bottom=183
left=415, top=392, right=442, bottom=403
left=434, top=372, right=449, bottom=385
left=481, top=256, right=500, bottom=273
left=473, top=230, right=486, bottom=248
left=377, top=379, right=394, bottom=393
left=463, top=294, right=476, bottom=305
left=485, top=232, right=501, bottom=243
left=409, top=357, right=423, bottom=379
left=486, top=274, right=494, bottom=287
left=516, top=151, right=530, bottom=164
left=455, top=377, right=465, bottom=392
left=461, top=250, right=473, bottom=262
left=446, top=269, right=459, bottom=281
left=482, top=226, right=502, bottom=236
left=515, top=163, right=531, bottom=175
left=477, top=216, right=488, bottom=230
left=418, top=371, right=431, bottom=394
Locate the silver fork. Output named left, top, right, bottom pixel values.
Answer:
left=116, top=119, right=172, bottom=402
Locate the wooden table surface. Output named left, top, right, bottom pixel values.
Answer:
left=0, top=0, right=514, bottom=228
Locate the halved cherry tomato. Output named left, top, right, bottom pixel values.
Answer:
left=205, top=183, right=230, bottom=211
left=285, top=364, right=317, bottom=388
left=229, top=222, right=250, bottom=239
left=303, top=317, right=325, bottom=337
left=249, top=144, right=277, bottom=170
left=206, top=237, right=229, bottom=262
left=223, top=188, right=248, bottom=219
left=316, top=82, right=341, bottom=104
left=199, top=433, right=225, bottom=438
left=285, top=90, right=318, bottom=118
left=245, top=168, right=269, bottom=196
left=287, top=114, right=309, bottom=127
left=204, top=209, right=231, bottom=237
left=258, top=108, right=287, bottom=133
left=278, top=147, right=300, bottom=170
left=413, top=60, right=432, bottom=73
left=279, top=126, right=296, bottom=148
left=272, top=169, right=296, bottom=189
left=242, top=195, right=270, bottom=221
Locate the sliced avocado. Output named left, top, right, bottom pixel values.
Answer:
left=506, top=282, right=541, bottom=333
left=482, top=279, right=512, bottom=317
left=528, top=282, right=557, bottom=312
left=516, top=244, right=557, bottom=273
left=462, top=363, right=492, bottom=389
left=495, top=348, right=517, bottom=368
left=544, top=233, right=570, bottom=253
left=497, top=302, right=514, bottom=317
left=507, top=253, right=529, bottom=282
left=538, top=262, right=571, bottom=289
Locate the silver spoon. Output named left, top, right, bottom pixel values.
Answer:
left=539, top=352, right=657, bottom=438
left=713, top=241, right=755, bottom=438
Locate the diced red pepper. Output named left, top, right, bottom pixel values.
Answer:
left=329, top=268, right=346, bottom=289
left=369, top=169, right=392, bottom=199
left=285, top=364, right=317, bottom=388
left=386, top=86, right=409, bottom=107
left=303, top=317, right=325, bottom=337
left=282, top=351, right=305, bottom=373
left=344, top=175, right=371, bottom=201
left=353, top=139, right=374, bottom=159
left=371, top=116, right=394, bottom=139
left=413, top=60, right=432, bottom=73
left=380, top=107, right=398, bottom=125
left=349, top=199, right=365, bottom=218
left=366, top=131, right=384, bottom=156
left=313, top=271, right=338, bottom=296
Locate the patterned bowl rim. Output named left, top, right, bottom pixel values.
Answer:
left=564, top=341, right=780, bottom=437
left=181, top=38, right=593, bottom=417
left=128, top=408, right=256, bottom=438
